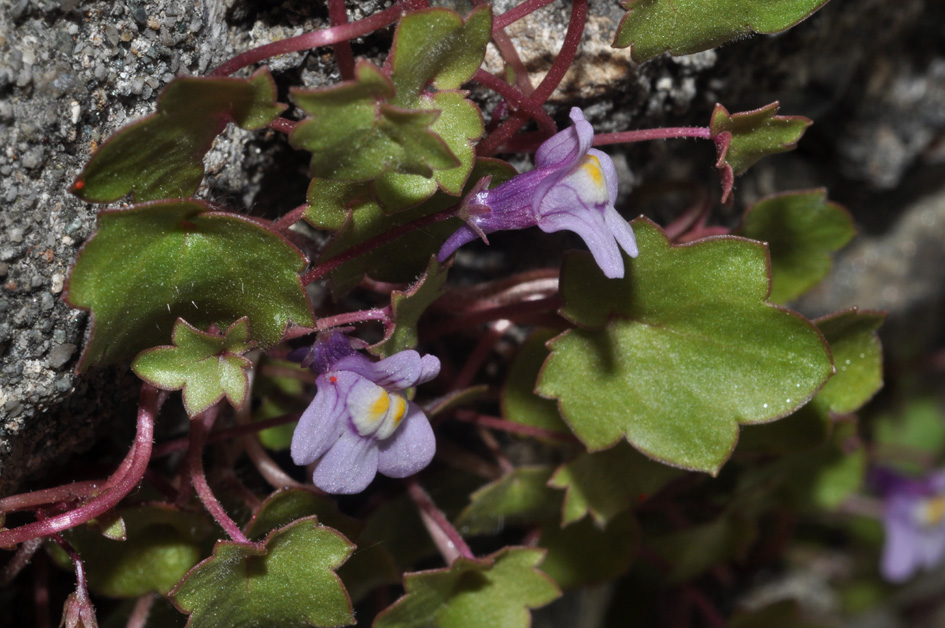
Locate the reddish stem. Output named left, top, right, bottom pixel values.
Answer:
left=477, top=0, right=587, bottom=156
left=681, top=585, right=726, bottom=628
left=406, top=479, right=475, bottom=563
left=126, top=593, right=156, bottom=628
left=33, top=550, right=50, bottom=628
left=425, top=294, right=563, bottom=338
left=455, top=410, right=579, bottom=444
left=327, top=0, right=356, bottom=80
left=0, top=385, right=162, bottom=547
left=473, top=69, right=555, bottom=135
left=0, top=480, right=103, bottom=514
left=152, top=412, right=303, bottom=458
left=267, top=117, right=296, bottom=135
left=593, top=127, right=713, bottom=145
left=494, top=0, right=557, bottom=30
left=187, top=406, right=250, bottom=543
left=209, top=0, right=427, bottom=77
left=271, top=203, right=309, bottom=235
left=450, top=320, right=510, bottom=392
left=0, top=537, right=42, bottom=586
left=301, top=206, right=457, bottom=285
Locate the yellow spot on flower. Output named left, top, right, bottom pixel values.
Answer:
left=369, top=391, right=390, bottom=422
left=581, top=155, right=604, bottom=187
left=390, top=394, right=407, bottom=427
left=921, top=496, right=945, bottom=527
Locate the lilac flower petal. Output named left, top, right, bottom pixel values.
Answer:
left=603, top=205, right=639, bottom=259
left=290, top=373, right=355, bottom=466
left=588, top=148, right=619, bottom=204
left=438, top=224, right=481, bottom=262
left=539, top=188, right=625, bottom=279
left=535, top=107, right=593, bottom=170
left=882, top=510, right=920, bottom=582
left=376, top=402, right=436, bottom=478
left=310, top=427, right=380, bottom=494
left=336, top=350, right=440, bottom=390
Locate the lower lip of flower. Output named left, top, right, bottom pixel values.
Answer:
left=916, top=495, right=945, bottom=527
left=350, top=386, right=408, bottom=440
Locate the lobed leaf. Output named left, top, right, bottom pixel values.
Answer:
left=170, top=518, right=355, bottom=628
left=455, top=467, right=563, bottom=536
left=374, top=547, right=560, bottom=628
left=71, top=68, right=285, bottom=203
left=613, top=0, right=830, bottom=62
left=738, top=189, right=855, bottom=303
left=538, top=219, right=834, bottom=474
left=502, top=329, right=572, bottom=436
left=811, top=309, right=885, bottom=415
left=65, top=200, right=313, bottom=370
left=132, top=317, right=253, bottom=416
left=538, top=512, right=638, bottom=589
left=371, top=257, right=450, bottom=358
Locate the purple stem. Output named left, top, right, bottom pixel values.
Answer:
left=267, top=117, right=296, bottom=135
left=593, top=127, right=713, bottom=145
left=271, top=203, right=309, bottom=235
left=0, top=384, right=162, bottom=547
left=493, top=0, right=558, bottom=30
left=0, top=537, right=42, bottom=586
left=473, top=69, right=555, bottom=135
left=477, top=0, right=587, bottom=156
left=126, top=593, right=156, bottom=628
left=152, top=412, right=304, bottom=458
left=406, top=479, right=475, bottom=563
left=425, top=294, right=563, bottom=338
left=188, top=406, right=250, bottom=544
left=450, top=320, right=511, bottom=392
left=208, top=0, right=428, bottom=77
left=33, top=550, right=50, bottom=628
left=327, top=0, right=356, bottom=80
left=0, top=480, right=104, bottom=514
left=455, top=410, right=579, bottom=444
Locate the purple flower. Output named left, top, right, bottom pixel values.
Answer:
left=871, top=467, right=945, bottom=582
left=290, top=333, right=440, bottom=494
left=438, top=107, right=638, bottom=279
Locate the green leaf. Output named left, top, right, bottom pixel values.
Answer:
left=738, top=189, right=855, bottom=303
left=291, top=62, right=459, bottom=181
left=170, top=518, right=354, bottom=628
left=539, top=219, right=833, bottom=474
left=455, top=467, right=562, bottom=536
left=132, top=317, right=253, bottom=416
left=253, top=358, right=308, bottom=451
left=779, top=419, right=866, bottom=510
left=390, top=5, right=493, bottom=97
left=66, top=200, right=314, bottom=370
left=812, top=309, right=885, bottom=415
left=549, top=442, right=682, bottom=526
left=874, top=399, right=945, bottom=473
left=711, top=102, right=812, bottom=204
left=736, top=404, right=832, bottom=456
left=56, top=505, right=212, bottom=598
left=307, top=159, right=515, bottom=296
left=538, top=512, right=638, bottom=589
left=71, top=68, right=285, bottom=203
left=502, top=329, right=572, bottom=436
left=374, top=547, right=560, bottom=628
left=245, top=488, right=362, bottom=542
left=371, top=257, right=449, bottom=358
left=613, top=0, right=830, bottom=61
left=647, top=513, right=756, bottom=583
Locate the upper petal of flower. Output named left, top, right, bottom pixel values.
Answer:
left=376, top=401, right=436, bottom=478
left=335, top=350, right=440, bottom=391
left=535, top=107, right=594, bottom=170
left=310, top=426, right=380, bottom=494
left=290, top=372, right=355, bottom=466
left=346, top=375, right=409, bottom=439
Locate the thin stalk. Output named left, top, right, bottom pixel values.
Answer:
left=209, top=0, right=427, bottom=77
left=272, top=203, right=308, bottom=234
left=301, top=206, right=457, bottom=285
left=188, top=406, right=249, bottom=543
left=450, top=320, right=511, bottom=392
left=126, top=593, right=156, bottom=628
left=152, top=412, right=303, bottom=459
left=0, top=385, right=162, bottom=547
left=470, top=0, right=534, bottom=95
left=0, top=537, right=42, bottom=586
left=33, top=550, right=50, bottom=628
left=455, top=410, right=579, bottom=444
left=406, top=479, right=475, bottom=563
left=267, top=117, right=296, bottom=135
left=0, top=480, right=104, bottom=514
left=681, top=585, right=726, bottom=628
left=425, top=294, right=563, bottom=338
left=593, top=127, right=713, bottom=145
left=473, top=69, right=555, bottom=135
left=477, top=0, right=587, bottom=156
left=493, top=0, right=557, bottom=31
left=327, top=0, right=356, bottom=80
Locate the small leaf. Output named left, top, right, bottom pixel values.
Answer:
left=371, top=257, right=449, bottom=358
left=502, top=329, right=572, bottom=436
left=736, top=404, right=832, bottom=456
left=170, top=518, right=354, bottom=628
left=738, top=189, right=855, bottom=303
left=647, top=513, right=756, bottom=583
left=874, top=399, right=945, bottom=473
left=245, top=488, right=362, bottom=542
left=389, top=6, right=493, bottom=97
left=71, top=68, right=285, bottom=203
left=538, top=512, right=638, bottom=589
left=455, top=467, right=562, bottom=536
left=711, top=102, right=812, bottom=204
left=540, top=219, right=833, bottom=474
left=65, top=200, right=314, bottom=370
left=252, top=358, right=308, bottom=451
left=550, top=442, right=682, bottom=526
left=374, top=547, right=560, bottom=628
left=779, top=419, right=866, bottom=510
left=54, top=505, right=212, bottom=598
left=613, top=0, right=830, bottom=62
left=811, top=309, right=884, bottom=415
left=132, top=318, right=253, bottom=416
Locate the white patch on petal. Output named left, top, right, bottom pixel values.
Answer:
left=347, top=377, right=408, bottom=440
left=564, top=155, right=610, bottom=206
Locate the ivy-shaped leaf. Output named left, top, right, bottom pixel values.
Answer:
left=374, top=547, right=560, bottom=628
left=455, top=467, right=562, bottom=536
left=550, top=442, right=683, bottom=526
left=538, top=219, right=833, bottom=475
left=371, top=257, right=449, bottom=358
left=170, top=518, right=354, bottom=628
left=502, top=329, right=572, bottom=436
left=51, top=505, right=212, bottom=598
left=711, top=102, right=812, bottom=204
left=538, top=512, right=638, bottom=589
left=736, top=404, right=832, bottom=456
left=778, top=419, right=866, bottom=510
left=810, top=309, right=885, bottom=415
left=71, top=68, right=285, bottom=203
left=304, top=159, right=515, bottom=296
left=65, top=200, right=314, bottom=370
left=646, top=512, right=757, bottom=583
left=738, top=189, right=855, bottom=303
left=132, top=317, right=253, bottom=416
left=613, top=0, right=830, bottom=62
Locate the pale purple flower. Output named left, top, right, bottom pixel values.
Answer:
left=438, top=107, right=638, bottom=278
left=290, top=333, right=440, bottom=494
left=871, top=467, right=945, bottom=582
